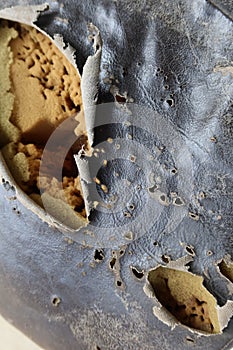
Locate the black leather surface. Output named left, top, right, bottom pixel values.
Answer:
left=1, top=1, right=233, bottom=349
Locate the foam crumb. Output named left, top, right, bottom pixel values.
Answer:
left=39, top=176, right=86, bottom=217
left=2, top=142, right=30, bottom=185
left=41, top=192, right=87, bottom=230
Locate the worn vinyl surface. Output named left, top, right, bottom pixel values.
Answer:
left=1, top=0, right=233, bottom=349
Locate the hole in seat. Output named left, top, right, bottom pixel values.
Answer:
left=148, top=266, right=220, bottom=333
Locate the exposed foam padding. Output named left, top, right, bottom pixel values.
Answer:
left=219, top=259, right=233, bottom=283
left=9, top=23, right=82, bottom=141
left=0, top=20, right=88, bottom=228
left=0, top=24, right=19, bottom=147
left=148, top=266, right=220, bottom=334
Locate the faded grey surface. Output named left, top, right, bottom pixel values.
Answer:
left=208, top=0, right=233, bottom=20
left=1, top=0, right=233, bottom=349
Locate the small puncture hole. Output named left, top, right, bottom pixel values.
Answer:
left=189, top=212, right=199, bottom=221
left=109, top=258, right=116, bottom=269
left=161, top=254, right=170, bottom=263
left=123, top=67, right=128, bottom=77
left=186, top=336, right=195, bottom=344
left=166, top=98, right=174, bottom=107
left=174, top=197, right=184, bottom=206
left=116, top=280, right=122, bottom=287
left=185, top=245, right=195, bottom=256
left=186, top=337, right=195, bottom=344
left=160, top=194, right=166, bottom=202
left=115, top=94, right=127, bottom=103
left=131, top=266, right=145, bottom=279
left=149, top=184, right=158, bottom=193
left=94, top=249, right=105, bottom=262
left=170, top=168, right=177, bottom=175
left=52, top=296, right=61, bottom=307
